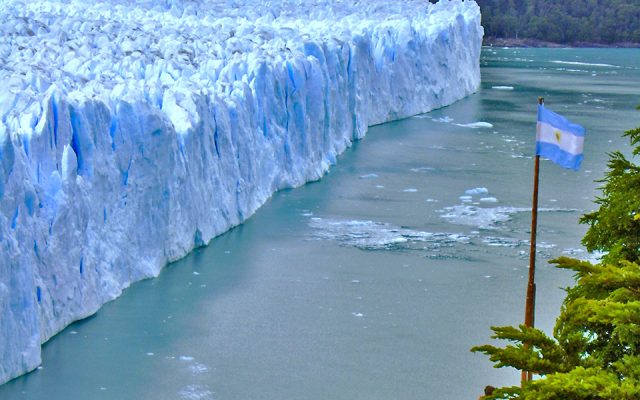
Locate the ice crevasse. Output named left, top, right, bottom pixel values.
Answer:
left=0, top=0, right=483, bottom=384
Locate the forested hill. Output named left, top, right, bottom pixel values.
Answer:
left=472, top=0, right=640, bottom=45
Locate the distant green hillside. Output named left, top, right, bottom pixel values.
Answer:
left=473, top=0, right=640, bottom=45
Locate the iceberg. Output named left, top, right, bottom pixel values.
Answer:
left=0, top=0, right=482, bottom=384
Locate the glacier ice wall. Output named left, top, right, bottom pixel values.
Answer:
left=0, top=0, right=482, bottom=384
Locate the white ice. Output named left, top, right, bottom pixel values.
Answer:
left=464, top=187, right=489, bottom=195
left=440, top=204, right=578, bottom=230
left=0, top=0, right=482, bottom=383
left=551, top=60, right=618, bottom=68
left=440, top=205, right=523, bottom=229
left=359, top=174, right=379, bottom=179
left=308, top=217, right=472, bottom=250
left=454, top=121, right=493, bottom=128
left=179, top=384, right=214, bottom=400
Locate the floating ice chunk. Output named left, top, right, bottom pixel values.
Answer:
left=562, top=248, right=585, bottom=256
left=359, top=174, right=379, bottom=179
left=434, top=116, right=454, bottom=123
left=464, top=187, right=489, bottom=195
left=410, top=167, right=435, bottom=172
left=440, top=205, right=526, bottom=229
left=403, top=188, right=418, bottom=193
left=179, top=356, right=195, bottom=362
left=551, top=60, right=618, bottom=68
left=455, top=122, right=494, bottom=128
left=441, top=205, right=577, bottom=229
left=189, top=363, right=209, bottom=375
left=352, top=312, right=364, bottom=317
left=179, top=384, right=213, bottom=400
left=459, top=195, right=473, bottom=202
left=482, top=236, right=526, bottom=247
left=479, top=197, right=498, bottom=203
left=491, top=86, right=514, bottom=90
left=309, top=217, right=470, bottom=251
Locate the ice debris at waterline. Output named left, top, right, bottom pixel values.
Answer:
left=306, top=216, right=565, bottom=260
left=308, top=217, right=472, bottom=251
left=0, top=0, right=482, bottom=384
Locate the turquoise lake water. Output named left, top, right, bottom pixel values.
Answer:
left=1, top=47, right=639, bottom=399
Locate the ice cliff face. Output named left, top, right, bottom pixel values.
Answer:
left=0, top=0, right=482, bottom=384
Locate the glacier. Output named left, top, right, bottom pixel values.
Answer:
left=0, top=0, right=482, bottom=384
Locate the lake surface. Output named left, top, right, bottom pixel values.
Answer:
left=2, top=48, right=639, bottom=400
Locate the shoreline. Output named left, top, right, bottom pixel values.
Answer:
left=483, top=37, right=640, bottom=49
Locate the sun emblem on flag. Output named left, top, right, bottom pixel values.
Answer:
left=554, top=130, right=562, bottom=143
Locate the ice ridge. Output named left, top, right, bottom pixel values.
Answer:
left=0, top=0, right=482, bottom=384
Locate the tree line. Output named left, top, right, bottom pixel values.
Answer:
left=473, top=0, right=640, bottom=45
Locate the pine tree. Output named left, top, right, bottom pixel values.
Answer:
left=472, top=257, right=640, bottom=399
left=472, top=111, right=640, bottom=399
left=581, top=109, right=640, bottom=264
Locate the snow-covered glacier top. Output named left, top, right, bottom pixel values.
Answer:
left=1, top=0, right=476, bottom=134
left=0, top=0, right=482, bottom=385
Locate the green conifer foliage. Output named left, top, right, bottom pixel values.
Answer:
left=581, top=120, right=640, bottom=263
left=472, top=258, right=640, bottom=399
left=472, top=114, right=640, bottom=399
left=475, top=0, right=640, bottom=45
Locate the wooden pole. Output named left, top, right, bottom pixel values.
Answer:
left=522, top=97, right=543, bottom=385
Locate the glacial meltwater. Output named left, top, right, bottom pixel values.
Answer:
left=2, top=48, right=639, bottom=400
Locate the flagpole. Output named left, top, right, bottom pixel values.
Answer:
left=522, top=97, right=543, bottom=385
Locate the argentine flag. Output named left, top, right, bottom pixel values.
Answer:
left=536, top=105, right=585, bottom=170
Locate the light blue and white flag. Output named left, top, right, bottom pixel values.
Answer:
left=536, top=105, right=585, bottom=170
